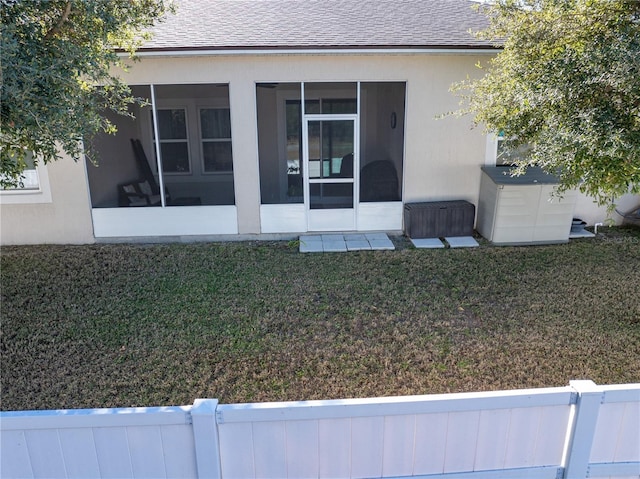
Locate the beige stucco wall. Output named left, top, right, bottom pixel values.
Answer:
left=0, top=153, right=94, bottom=245
left=573, top=193, right=639, bottom=226
left=6, top=52, right=628, bottom=243
left=118, top=52, right=491, bottom=234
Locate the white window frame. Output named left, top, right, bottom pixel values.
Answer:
left=0, top=164, right=52, bottom=204
left=154, top=107, right=192, bottom=175
left=487, top=131, right=534, bottom=167
left=485, top=132, right=500, bottom=166
left=198, top=107, right=233, bottom=175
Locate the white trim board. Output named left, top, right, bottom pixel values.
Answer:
left=92, top=205, right=238, bottom=237
left=260, top=204, right=306, bottom=233
left=260, top=202, right=402, bottom=233
left=358, top=202, right=403, bottom=231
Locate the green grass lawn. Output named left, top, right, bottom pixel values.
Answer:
left=1, top=227, right=639, bottom=411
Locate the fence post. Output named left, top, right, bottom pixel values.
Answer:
left=563, top=380, right=603, bottom=479
left=191, top=399, right=222, bottom=479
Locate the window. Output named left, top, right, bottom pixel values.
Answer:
left=495, top=132, right=531, bottom=166
left=2, top=169, right=39, bottom=190
left=154, top=108, right=190, bottom=173
left=0, top=165, right=51, bottom=204
left=200, top=108, right=233, bottom=172
left=0, top=152, right=52, bottom=204
left=1, top=152, right=39, bottom=190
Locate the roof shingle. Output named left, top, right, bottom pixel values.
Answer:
left=141, top=0, right=494, bottom=51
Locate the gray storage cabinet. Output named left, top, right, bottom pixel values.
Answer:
left=477, top=167, right=577, bottom=245
left=404, top=200, right=475, bottom=238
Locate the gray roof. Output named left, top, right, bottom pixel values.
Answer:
left=141, top=0, right=495, bottom=52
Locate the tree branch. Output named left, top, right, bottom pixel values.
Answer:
left=44, top=1, right=72, bottom=40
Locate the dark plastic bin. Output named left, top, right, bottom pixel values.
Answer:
left=404, top=200, right=475, bottom=238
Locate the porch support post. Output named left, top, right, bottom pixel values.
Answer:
left=228, top=79, right=261, bottom=234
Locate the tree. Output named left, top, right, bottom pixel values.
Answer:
left=0, top=0, right=171, bottom=188
left=453, top=0, right=640, bottom=205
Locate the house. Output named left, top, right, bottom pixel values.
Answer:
left=1, top=0, right=635, bottom=245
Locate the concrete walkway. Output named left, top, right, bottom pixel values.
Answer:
left=299, top=233, right=395, bottom=253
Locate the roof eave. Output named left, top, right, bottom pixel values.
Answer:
left=119, top=44, right=501, bottom=57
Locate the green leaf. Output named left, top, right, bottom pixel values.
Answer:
left=0, top=0, right=172, bottom=187
left=452, top=0, right=640, bottom=205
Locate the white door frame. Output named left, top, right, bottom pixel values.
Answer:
left=302, top=114, right=359, bottom=231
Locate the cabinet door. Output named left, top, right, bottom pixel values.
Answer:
left=532, top=186, right=576, bottom=242
left=494, top=186, right=539, bottom=243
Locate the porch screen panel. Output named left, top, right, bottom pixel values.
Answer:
left=359, top=82, right=405, bottom=202
left=257, top=83, right=303, bottom=204
left=153, top=84, right=235, bottom=206
left=200, top=108, right=233, bottom=173
left=87, top=84, right=236, bottom=208
left=86, top=85, right=162, bottom=208
left=304, top=83, right=357, bottom=114
left=154, top=108, right=190, bottom=174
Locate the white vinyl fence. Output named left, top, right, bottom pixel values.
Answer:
left=1, top=380, right=638, bottom=479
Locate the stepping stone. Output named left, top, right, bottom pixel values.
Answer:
left=300, top=235, right=322, bottom=242
left=411, top=238, right=445, bottom=249
left=365, top=232, right=390, bottom=241
left=299, top=240, right=323, bottom=253
left=569, top=230, right=595, bottom=239
left=299, top=233, right=395, bottom=253
left=445, top=236, right=479, bottom=248
left=322, top=234, right=345, bottom=241
left=369, top=239, right=395, bottom=250
left=323, top=240, right=347, bottom=252
left=346, top=240, right=371, bottom=251
left=344, top=234, right=367, bottom=241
